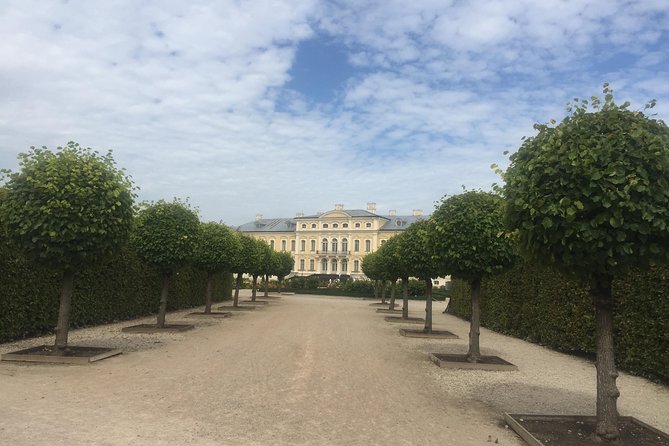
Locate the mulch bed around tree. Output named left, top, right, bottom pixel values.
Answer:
left=504, top=414, right=669, bottom=446
left=217, top=305, right=257, bottom=311
left=241, top=300, right=268, bottom=305
left=369, top=302, right=394, bottom=307
left=186, top=311, right=232, bottom=318
left=1, top=345, right=121, bottom=364
left=376, top=308, right=403, bottom=314
left=429, top=353, right=517, bottom=371
left=384, top=316, right=425, bottom=324
left=399, top=329, right=459, bottom=339
left=122, top=323, right=194, bottom=333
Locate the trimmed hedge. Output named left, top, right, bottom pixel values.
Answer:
left=0, top=243, right=232, bottom=342
left=449, top=261, right=669, bottom=382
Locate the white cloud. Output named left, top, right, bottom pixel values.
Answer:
left=0, top=0, right=667, bottom=225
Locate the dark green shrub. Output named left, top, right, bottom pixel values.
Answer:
left=449, top=260, right=668, bottom=382
left=0, top=241, right=232, bottom=342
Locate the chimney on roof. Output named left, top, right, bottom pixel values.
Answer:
left=296, top=212, right=304, bottom=218
left=412, top=209, right=423, bottom=216
left=388, top=209, right=397, bottom=216
left=335, top=203, right=344, bottom=211
left=366, top=202, right=377, bottom=212
left=255, top=214, right=263, bottom=221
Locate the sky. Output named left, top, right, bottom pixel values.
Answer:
left=1, top=0, right=668, bottom=226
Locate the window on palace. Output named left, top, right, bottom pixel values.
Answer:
left=343, top=223, right=348, bottom=228
left=299, top=259, right=305, bottom=271
left=332, top=238, right=338, bottom=252
left=365, top=222, right=372, bottom=228
left=323, top=223, right=329, bottom=229
left=333, top=223, right=338, bottom=228
left=309, top=259, right=315, bottom=271
left=310, top=239, right=316, bottom=251
left=342, top=260, right=348, bottom=272
left=354, top=222, right=360, bottom=228
left=270, top=240, right=275, bottom=250
left=354, top=240, right=360, bottom=251
left=342, top=238, right=348, bottom=252
left=311, top=223, right=317, bottom=228
left=301, top=240, right=306, bottom=251
left=331, top=259, right=337, bottom=272
left=321, top=259, right=327, bottom=272
left=281, top=240, right=286, bottom=251
left=353, top=260, right=359, bottom=272
left=322, top=238, right=328, bottom=252
left=301, top=224, right=306, bottom=229
left=291, top=240, right=296, bottom=251
left=365, top=240, right=371, bottom=252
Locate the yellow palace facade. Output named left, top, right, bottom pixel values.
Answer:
left=237, top=203, right=425, bottom=280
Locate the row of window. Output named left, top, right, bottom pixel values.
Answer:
left=269, top=238, right=375, bottom=253
left=300, top=222, right=373, bottom=229
left=298, top=258, right=360, bottom=273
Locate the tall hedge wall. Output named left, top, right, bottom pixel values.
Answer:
left=0, top=242, right=233, bottom=343
left=449, top=262, right=669, bottom=382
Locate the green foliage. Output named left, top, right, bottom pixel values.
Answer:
left=401, top=219, right=443, bottom=280
left=361, top=251, right=382, bottom=280
left=0, top=239, right=233, bottom=342
left=504, top=87, right=669, bottom=278
left=448, top=261, right=669, bottom=382
left=131, top=199, right=200, bottom=273
left=192, top=222, right=238, bottom=274
left=285, top=276, right=320, bottom=290
left=1, top=142, right=135, bottom=270
left=376, top=237, right=403, bottom=281
left=431, top=191, right=515, bottom=281
left=273, top=251, right=294, bottom=281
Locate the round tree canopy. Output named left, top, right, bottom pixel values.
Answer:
left=192, top=222, right=238, bottom=274
left=504, top=90, right=669, bottom=278
left=131, top=199, right=200, bottom=273
left=2, top=142, right=135, bottom=270
left=431, top=191, right=515, bottom=282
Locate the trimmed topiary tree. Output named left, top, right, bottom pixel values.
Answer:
left=377, top=238, right=401, bottom=310
left=273, top=251, right=294, bottom=293
left=192, top=222, right=238, bottom=314
left=1, top=142, right=135, bottom=351
left=131, top=199, right=200, bottom=327
left=361, top=251, right=384, bottom=302
left=431, top=190, right=515, bottom=360
left=403, top=219, right=444, bottom=332
left=392, top=231, right=415, bottom=319
left=504, top=86, right=669, bottom=442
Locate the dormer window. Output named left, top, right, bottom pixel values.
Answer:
left=311, top=223, right=317, bottom=228
left=343, top=223, right=349, bottom=228
left=365, top=223, right=372, bottom=228
left=333, top=223, right=339, bottom=228
left=355, top=223, right=361, bottom=228
left=301, top=224, right=307, bottom=229
left=323, top=223, right=329, bottom=229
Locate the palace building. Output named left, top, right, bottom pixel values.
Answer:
left=237, top=203, right=425, bottom=280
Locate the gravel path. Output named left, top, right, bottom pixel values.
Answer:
left=0, top=291, right=667, bottom=445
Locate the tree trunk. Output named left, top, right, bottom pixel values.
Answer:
left=252, top=274, right=258, bottom=302
left=54, top=269, right=75, bottom=351
left=374, top=280, right=380, bottom=302
left=423, top=278, right=433, bottom=333
left=157, top=272, right=170, bottom=328
left=233, top=272, right=242, bottom=307
left=592, top=274, right=620, bottom=442
left=381, top=281, right=387, bottom=304
left=204, top=272, right=213, bottom=314
left=264, top=274, right=269, bottom=297
left=467, top=277, right=482, bottom=362
left=388, top=280, right=396, bottom=310
left=278, top=278, right=282, bottom=294
left=401, top=277, right=409, bottom=319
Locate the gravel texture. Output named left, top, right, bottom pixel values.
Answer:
left=0, top=291, right=666, bottom=445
